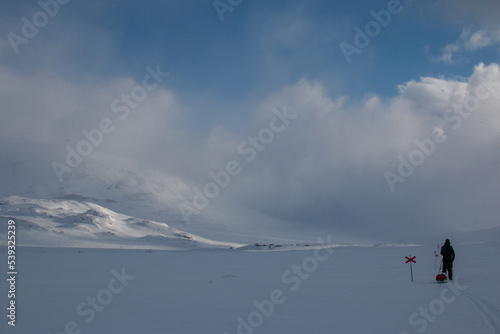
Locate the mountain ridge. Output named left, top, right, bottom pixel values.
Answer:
left=0, top=194, right=242, bottom=250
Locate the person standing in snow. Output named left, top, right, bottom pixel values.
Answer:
left=440, top=239, right=455, bottom=280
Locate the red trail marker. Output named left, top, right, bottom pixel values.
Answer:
left=405, top=255, right=416, bottom=282
left=405, top=256, right=416, bottom=264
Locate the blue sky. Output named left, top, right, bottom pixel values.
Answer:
left=1, top=0, right=500, bottom=238
left=3, top=0, right=499, bottom=131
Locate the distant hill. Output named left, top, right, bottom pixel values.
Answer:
left=0, top=195, right=241, bottom=250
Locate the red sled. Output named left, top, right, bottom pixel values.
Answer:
left=436, top=273, right=447, bottom=282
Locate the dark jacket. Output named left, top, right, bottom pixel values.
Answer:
left=441, top=241, right=455, bottom=261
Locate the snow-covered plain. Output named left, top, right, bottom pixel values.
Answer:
left=1, top=195, right=500, bottom=333
left=1, top=242, right=500, bottom=334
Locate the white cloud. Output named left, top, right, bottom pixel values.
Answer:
left=463, top=29, right=495, bottom=50
left=225, top=63, right=500, bottom=234
left=0, top=66, right=179, bottom=145
left=436, top=27, right=500, bottom=64
left=1, top=62, right=500, bottom=238
left=437, top=43, right=461, bottom=64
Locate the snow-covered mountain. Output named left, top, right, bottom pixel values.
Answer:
left=0, top=195, right=241, bottom=250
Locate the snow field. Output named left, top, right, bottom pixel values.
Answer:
left=1, top=241, right=499, bottom=333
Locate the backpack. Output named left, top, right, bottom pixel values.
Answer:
left=441, top=244, right=454, bottom=260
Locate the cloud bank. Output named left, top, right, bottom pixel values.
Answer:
left=1, top=62, right=499, bottom=239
